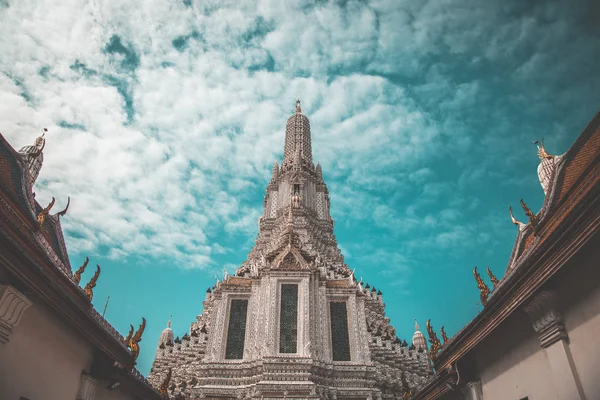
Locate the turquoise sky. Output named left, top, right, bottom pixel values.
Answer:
left=1, top=0, right=599, bottom=375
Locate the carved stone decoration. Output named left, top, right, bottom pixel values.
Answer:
left=76, top=374, right=98, bottom=400
left=0, top=284, right=33, bottom=344
left=523, top=290, right=567, bottom=348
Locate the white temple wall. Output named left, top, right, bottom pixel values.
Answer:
left=461, top=234, right=600, bottom=400
left=0, top=300, right=92, bottom=400
left=473, top=310, right=558, bottom=400
left=0, top=299, right=139, bottom=400
left=557, top=235, right=600, bottom=400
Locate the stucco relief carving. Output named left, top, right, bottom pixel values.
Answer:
left=0, top=284, right=33, bottom=344
left=523, top=290, right=567, bottom=348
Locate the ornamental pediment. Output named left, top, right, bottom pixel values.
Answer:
left=272, top=247, right=310, bottom=270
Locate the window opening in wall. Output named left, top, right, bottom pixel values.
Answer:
left=330, top=301, right=351, bottom=361
left=279, top=284, right=298, bottom=353
left=225, top=299, right=248, bottom=359
left=293, top=184, right=300, bottom=194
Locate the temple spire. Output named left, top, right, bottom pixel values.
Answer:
left=283, top=100, right=313, bottom=169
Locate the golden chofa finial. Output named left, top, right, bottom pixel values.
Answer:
left=534, top=139, right=554, bottom=160
left=473, top=266, right=490, bottom=306
left=440, top=326, right=448, bottom=344
left=73, top=256, right=89, bottom=284
left=295, top=99, right=301, bottom=113
left=520, top=198, right=538, bottom=230
left=426, top=319, right=442, bottom=362
left=159, top=368, right=172, bottom=395
left=37, top=197, right=55, bottom=228
left=486, top=266, right=499, bottom=289
left=83, top=265, right=101, bottom=301
left=129, top=317, right=146, bottom=361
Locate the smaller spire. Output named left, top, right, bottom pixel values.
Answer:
left=295, top=99, right=302, bottom=114
left=271, top=161, right=279, bottom=182
left=315, top=163, right=323, bottom=181
left=168, top=314, right=172, bottom=328
left=414, top=319, right=419, bottom=331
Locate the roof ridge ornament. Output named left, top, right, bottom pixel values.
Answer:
left=37, top=197, right=55, bottom=228
left=520, top=198, right=539, bottom=231
left=55, top=196, right=70, bottom=218
left=534, top=139, right=554, bottom=160
left=295, top=99, right=301, bottom=114
left=426, top=319, right=442, bottom=362
left=509, top=205, right=525, bottom=229
left=83, top=264, right=101, bottom=301
left=486, top=266, right=499, bottom=289
left=129, top=317, right=146, bottom=361
left=440, top=326, right=448, bottom=344
left=473, top=266, right=490, bottom=306
left=73, top=256, right=89, bottom=284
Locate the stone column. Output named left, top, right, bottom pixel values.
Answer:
left=523, top=290, right=587, bottom=400
left=0, top=284, right=33, bottom=344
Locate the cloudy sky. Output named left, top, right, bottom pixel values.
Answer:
left=1, top=0, right=599, bottom=374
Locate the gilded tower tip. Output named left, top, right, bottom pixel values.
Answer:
left=296, top=99, right=301, bottom=113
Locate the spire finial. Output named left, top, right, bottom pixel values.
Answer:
left=168, top=314, right=172, bottom=328
left=295, top=99, right=301, bottom=113
left=34, top=128, right=48, bottom=150
left=414, top=318, right=419, bottom=331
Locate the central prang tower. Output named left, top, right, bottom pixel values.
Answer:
left=148, top=101, right=432, bottom=399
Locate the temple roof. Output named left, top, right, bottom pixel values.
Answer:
left=419, top=111, right=600, bottom=396
left=0, top=133, right=71, bottom=272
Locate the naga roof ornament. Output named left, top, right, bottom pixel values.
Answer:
left=37, top=197, right=55, bottom=228
left=73, top=256, right=89, bottom=284
left=55, top=196, right=70, bottom=218
left=520, top=198, right=539, bottom=231
left=129, top=317, right=146, bottom=361
left=426, top=319, right=442, bottom=362
left=509, top=205, right=526, bottom=230
left=83, top=264, right=101, bottom=301
left=440, top=326, right=448, bottom=344
left=473, top=266, right=490, bottom=306
left=124, top=324, right=135, bottom=346
left=486, top=266, right=499, bottom=289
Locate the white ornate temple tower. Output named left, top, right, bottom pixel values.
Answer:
left=148, top=101, right=432, bottom=399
